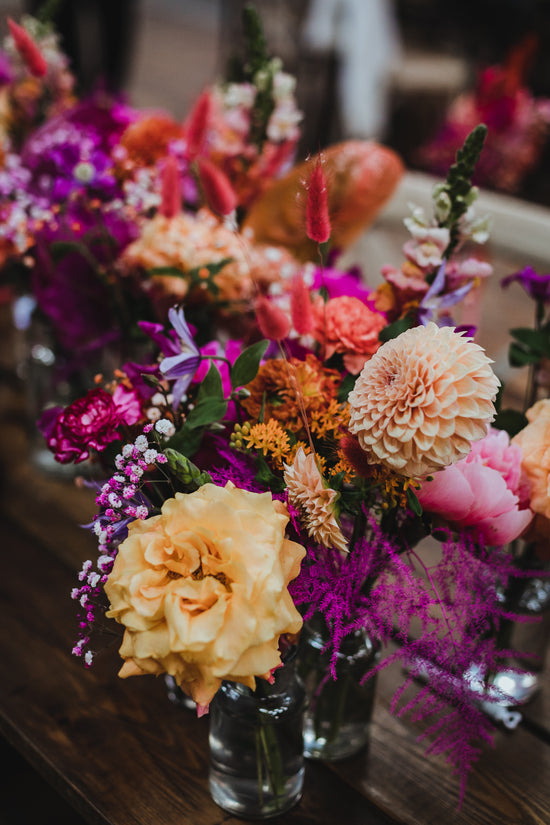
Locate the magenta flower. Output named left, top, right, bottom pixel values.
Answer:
left=501, top=267, right=550, bottom=303
left=45, top=388, right=136, bottom=464
left=417, top=427, right=533, bottom=546
left=194, top=339, right=243, bottom=395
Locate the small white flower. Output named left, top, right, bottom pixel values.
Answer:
left=71, top=588, right=80, bottom=599
left=88, top=572, right=100, bottom=588
left=97, top=555, right=114, bottom=572
left=143, top=448, right=158, bottom=464
left=84, top=650, right=94, bottom=666
left=136, top=505, right=149, bottom=519
left=134, top=434, right=148, bottom=452
left=147, top=407, right=162, bottom=422
left=80, top=594, right=89, bottom=607
left=155, top=418, right=176, bottom=437
left=122, top=444, right=134, bottom=457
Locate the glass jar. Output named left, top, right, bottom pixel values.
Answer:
left=208, top=656, right=305, bottom=819
left=491, top=551, right=550, bottom=705
left=298, top=614, right=380, bottom=761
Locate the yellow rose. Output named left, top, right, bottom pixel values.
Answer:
left=104, top=482, right=305, bottom=708
left=513, top=399, right=550, bottom=520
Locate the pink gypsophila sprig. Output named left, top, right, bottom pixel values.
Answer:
left=71, top=422, right=169, bottom=666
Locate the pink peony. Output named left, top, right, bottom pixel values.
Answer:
left=312, top=295, right=386, bottom=374
left=46, top=388, right=134, bottom=464
left=417, top=427, right=533, bottom=545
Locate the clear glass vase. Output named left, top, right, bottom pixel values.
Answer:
left=491, top=550, right=550, bottom=706
left=208, top=656, right=305, bottom=819
left=164, top=674, right=197, bottom=711
left=298, top=614, right=380, bottom=761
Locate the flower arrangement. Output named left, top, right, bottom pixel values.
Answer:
left=417, top=35, right=550, bottom=194
left=34, top=116, right=547, bottom=806
left=5, top=5, right=550, bottom=813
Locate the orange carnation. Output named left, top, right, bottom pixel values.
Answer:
left=312, top=295, right=386, bottom=373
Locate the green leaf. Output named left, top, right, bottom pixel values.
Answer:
left=510, top=326, right=550, bottom=356
left=406, top=486, right=423, bottom=517
left=149, top=266, right=187, bottom=279
left=338, top=371, right=356, bottom=403
left=187, top=258, right=233, bottom=280
left=50, top=240, right=97, bottom=268
left=379, top=316, right=414, bottom=343
left=231, top=340, right=269, bottom=389
left=166, top=426, right=204, bottom=459
left=508, top=342, right=541, bottom=367
left=254, top=456, right=284, bottom=492
left=492, top=408, right=528, bottom=438
left=197, top=362, right=224, bottom=403
left=185, top=398, right=228, bottom=429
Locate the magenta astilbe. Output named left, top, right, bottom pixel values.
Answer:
left=292, top=515, right=524, bottom=796
left=209, top=443, right=266, bottom=494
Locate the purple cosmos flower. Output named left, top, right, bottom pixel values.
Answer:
left=141, top=308, right=200, bottom=409
left=501, top=267, right=550, bottom=303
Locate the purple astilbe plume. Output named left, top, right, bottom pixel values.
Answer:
left=292, top=515, right=525, bottom=799
left=373, top=529, right=521, bottom=801
left=209, top=441, right=267, bottom=494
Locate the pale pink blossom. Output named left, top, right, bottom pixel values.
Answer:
left=418, top=427, right=533, bottom=545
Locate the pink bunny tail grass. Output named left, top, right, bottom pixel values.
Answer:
left=160, top=156, right=181, bottom=218
left=290, top=274, right=314, bottom=335
left=7, top=18, right=47, bottom=77
left=185, top=90, right=212, bottom=159
left=197, top=157, right=237, bottom=216
left=254, top=294, right=291, bottom=341
left=305, top=156, right=331, bottom=244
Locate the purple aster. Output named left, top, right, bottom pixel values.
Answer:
left=501, top=266, right=550, bottom=303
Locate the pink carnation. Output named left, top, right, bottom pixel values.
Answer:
left=47, top=388, right=130, bottom=464
left=417, top=427, right=533, bottom=545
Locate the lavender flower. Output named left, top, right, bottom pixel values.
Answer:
left=141, top=307, right=200, bottom=409
left=418, top=261, right=473, bottom=326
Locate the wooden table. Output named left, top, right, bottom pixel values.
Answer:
left=1, top=320, right=549, bottom=825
